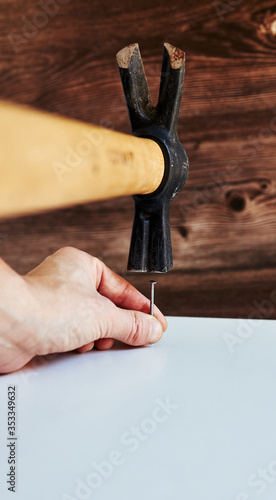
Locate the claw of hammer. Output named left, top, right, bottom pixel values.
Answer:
left=116, top=43, right=189, bottom=273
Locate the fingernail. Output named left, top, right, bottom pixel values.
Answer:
left=148, top=319, right=163, bottom=344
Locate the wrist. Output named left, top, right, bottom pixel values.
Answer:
left=0, top=261, right=38, bottom=372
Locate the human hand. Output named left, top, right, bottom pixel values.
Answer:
left=0, top=247, right=167, bottom=373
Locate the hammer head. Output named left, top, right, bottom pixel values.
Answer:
left=116, top=43, right=189, bottom=273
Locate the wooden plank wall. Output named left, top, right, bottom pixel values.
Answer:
left=0, top=0, right=276, bottom=318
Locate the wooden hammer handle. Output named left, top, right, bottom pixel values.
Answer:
left=0, top=100, right=164, bottom=219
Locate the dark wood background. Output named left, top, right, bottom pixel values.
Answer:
left=1, top=0, right=276, bottom=318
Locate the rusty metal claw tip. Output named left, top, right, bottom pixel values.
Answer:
left=163, top=43, right=185, bottom=69
left=116, top=43, right=141, bottom=69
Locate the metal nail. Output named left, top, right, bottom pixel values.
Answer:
left=149, top=280, right=157, bottom=315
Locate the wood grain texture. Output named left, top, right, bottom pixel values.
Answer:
left=1, top=0, right=276, bottom=317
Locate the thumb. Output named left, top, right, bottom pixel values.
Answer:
left=105, top=307, right=164, bottom=346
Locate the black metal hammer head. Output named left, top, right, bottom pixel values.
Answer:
left=116, top=43, right=189, bottom=273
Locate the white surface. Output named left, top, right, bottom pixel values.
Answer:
left=1, top=316, right=276, bottom=500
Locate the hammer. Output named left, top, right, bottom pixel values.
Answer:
left=0, top=43, right=189, bottom=273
